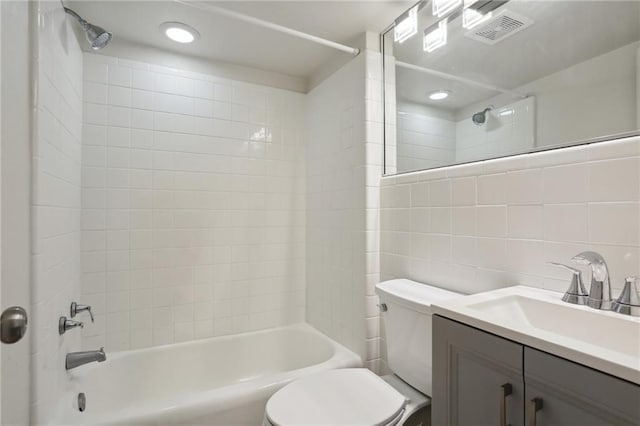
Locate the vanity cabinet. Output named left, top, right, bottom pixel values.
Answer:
left=432, top=315, right=640, bottom=426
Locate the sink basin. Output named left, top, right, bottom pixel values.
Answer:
left=432, top=286, right=640, bottom=384
left=467, top=295, right=640, bottom=358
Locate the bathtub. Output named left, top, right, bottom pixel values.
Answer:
left=50, top=323, right=361, bottom=425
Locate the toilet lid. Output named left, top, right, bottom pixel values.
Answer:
left=266, top=368, right=407, bottom=426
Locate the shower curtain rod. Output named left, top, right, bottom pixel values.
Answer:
left=396, top=61, right=527, bottom=99
left=174, top=0, right=360, bottom=56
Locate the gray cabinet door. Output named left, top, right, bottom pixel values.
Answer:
left=432, top=315, right=525, bottom=426
left=524, top=347, right=640, bottom=426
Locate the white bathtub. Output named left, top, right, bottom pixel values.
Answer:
left=50, top=323, right=361, bottom=425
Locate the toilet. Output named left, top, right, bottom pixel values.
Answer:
left=263, top=279, right=462, bottom=426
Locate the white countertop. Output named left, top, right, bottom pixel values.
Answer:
left=431, top=285, right=640, bottom=385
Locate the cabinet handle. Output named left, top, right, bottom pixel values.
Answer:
left=527, top=398, right=544, bottom=426
left=500, top=383, right=512, bottom=426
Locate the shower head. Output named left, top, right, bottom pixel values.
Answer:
left=472, top=107, right=493, bottom=125
left=63, top=7, right=112, bottom=50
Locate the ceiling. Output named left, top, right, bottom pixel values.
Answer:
left=390, top=1, right=640, bottom=110
left=68, top=0, right=414, bottom=79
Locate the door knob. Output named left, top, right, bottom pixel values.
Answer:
left=0, top=306, right=28, bottom=344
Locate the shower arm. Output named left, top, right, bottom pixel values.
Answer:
left=60, top=0, right=89, bottom=29
left=62, top=7, right=87, bottom=27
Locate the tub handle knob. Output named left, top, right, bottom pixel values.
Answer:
left=59, top=316, right=83, bottom=335
left=71, top=302, right=94, bottom=322
left=377, top=303, right=388, bottom=312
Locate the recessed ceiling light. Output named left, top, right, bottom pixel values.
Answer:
left=160, top=22, right=200, bottom=44
left=429, top=90, right=451, bottom=100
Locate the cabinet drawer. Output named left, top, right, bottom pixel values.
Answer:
left=524, top=347, right=640, bottom=425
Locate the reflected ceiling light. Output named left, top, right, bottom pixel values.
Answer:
left=432, top=0, right=462, bottom=18
left=424, top=20, right=448, bottom=52
left=394, top=5, right=419, bottom=43
left=429, top=90, right=451, bottom=100
left=160, top=22, right=200, bottom=44
left=468, top=0, right=509, bottom=15
left=462, top=8, right=492, bottom=29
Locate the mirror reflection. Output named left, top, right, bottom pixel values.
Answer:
left=382, top=0, right=640, bottom=175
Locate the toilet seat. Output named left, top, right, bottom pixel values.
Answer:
left=265, top=368, right=407, bottom=426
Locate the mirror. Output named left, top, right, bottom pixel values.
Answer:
left=382, top=0, right=640, bottom=175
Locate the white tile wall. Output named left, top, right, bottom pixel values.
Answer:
left=396, top=104, right=456, bottom=172
left=381, top=137, right=640, bottom=298
left=392, top=95, right=534, bottom=173
left=306, top=50, right=384, bottom=371
left=455, top=97, right=535, bottom=163
left=364, top=51, right=385, bottom=373
left=306, top=53, right=367, bottom=361
left=31, top=2, right=83, bottom=422
left=80, top=53, right=306, bottom=351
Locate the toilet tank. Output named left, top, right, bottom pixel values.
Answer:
left=375, top=279, right=462, bottom=396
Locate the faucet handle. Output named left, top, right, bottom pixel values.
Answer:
left=548, top=261, right=581, bottom=275
left=70, top=302, right=94, bottom=322
left=548, top=262, right=588, bottom=305
left=611, top=277, right=640, bottom=317
left=59, top=316, right=84, bottom=335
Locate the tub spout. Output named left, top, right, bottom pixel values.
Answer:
left=66, top=347, right=106, bottom=370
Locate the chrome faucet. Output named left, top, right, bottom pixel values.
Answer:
left=571, top=251, right=612, bottom=310
left=66, top=347, right=106, bottom=370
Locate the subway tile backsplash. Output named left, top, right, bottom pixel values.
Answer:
left=80, top=53, right=306, bottom=351
left=380, top=137, right=640, bottom=296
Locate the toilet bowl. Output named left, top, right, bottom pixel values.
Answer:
left=263, top=279, right=462, bottom=426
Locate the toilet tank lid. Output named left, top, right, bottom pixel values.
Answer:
left=375, top=279, right=463, bottom=314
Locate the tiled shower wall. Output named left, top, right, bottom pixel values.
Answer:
left=380, top=137, right=640, bottom=297
left=306, top=53, right=368, bottom=362
left=306, top=49, right=384, bottom=370
left=80, top=53, right=306, bottom=351
left=31, top=1, right=83, bottom=422
left=455, top=97, right=535, bottom=163
left=396, top=104, right=456, bottom=171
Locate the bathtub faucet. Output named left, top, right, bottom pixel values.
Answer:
left=66, top=347, right=106, bottom=370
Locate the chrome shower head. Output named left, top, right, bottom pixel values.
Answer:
left=472, top=107, right=493, bottom=125
left=64, top=7, right=112, bottom=50
left=84, top=23, right=112, bottom=50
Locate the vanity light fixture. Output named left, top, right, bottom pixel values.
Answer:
left=394, top=5, right=419, bottom=43
left=160, top=22, right=200, bottom=44
left=418, top=0, right=509, bottom=54
left=429, top=90, right=451, bottom=100
left=432, top=0, right=462, bottom=18
left=424, top=20, right=448, bottom=52
left=462, top=5, right=492, bottom=29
